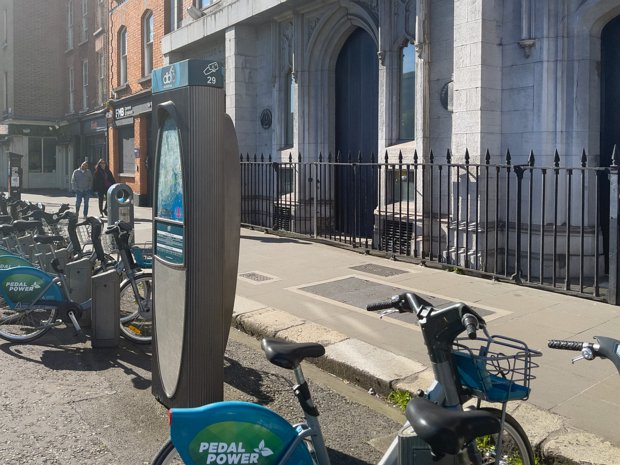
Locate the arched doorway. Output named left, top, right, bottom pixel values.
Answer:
left=600, top=15, right=620, bottom=269
left=334, top=27, right=378, bottom=239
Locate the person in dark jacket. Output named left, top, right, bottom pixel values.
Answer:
left=93, top=159, right=116, bottom=216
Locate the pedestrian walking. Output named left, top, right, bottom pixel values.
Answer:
left=71, top=160, right=93, bottom=218
left=93, top=159, right=116, bottom=216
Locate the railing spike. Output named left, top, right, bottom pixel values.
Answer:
left=505, top=148, right=511, bottom=165
left=246, top=153, right=250, bottom=162
left=465, top=148, right=470, bottom=165
left=554, top=149, right=560, bottom=167
left=268, top=153, right=272, bottom=162
left=288, top=152, right=293, bottom=163
left=335, top=151, right=340, bottom=163
left=328, top=151, right=333, bottom=162
left=446, top=148, right=452, bottom=164
left=430, top=150, right=434, bottom=164
left=298, top=152, right=302, bottom=163
left=384, top=151, right=389, bottom=164
left=581, top=149, right=587, bottom=168
left=239, top=153, right=243, bottom=162
left=358, top=151, right=363, bottom=163
left=413, top=149, right=418, bottom=164
left=260, top=153, right=264, bottom=162
left=485, top=149, right=491, bottom=164
left=398, top=150, right=403, bottom=164
left=319, top=152, right=323, bottom=163
left=528, top=150, right=535, bottom=167
left=612, top=145, right=618, bottom=167
left=253, top=153, right=257, bottom=162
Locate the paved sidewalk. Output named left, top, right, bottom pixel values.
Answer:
left=22, top=191, right=620, bottom=464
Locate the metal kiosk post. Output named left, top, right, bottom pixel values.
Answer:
left=150, top=59, right=240, bottom=408
left=8, top=152, right=23, bottom=200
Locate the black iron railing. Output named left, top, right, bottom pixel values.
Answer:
left=240, top=149, right=619, bottom=303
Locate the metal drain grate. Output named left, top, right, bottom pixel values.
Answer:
left=350, top=263, right=408, bottom=277
left=239, top=272, right=276, bottom=283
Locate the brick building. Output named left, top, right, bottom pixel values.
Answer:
left=0, top=0, right=65, bottom=189
left=0, top=0, right=108, bottom=191
left=108, top=0, right=197, bottom=206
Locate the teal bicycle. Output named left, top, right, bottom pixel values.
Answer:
left=150, top=292, right=540, bottom=465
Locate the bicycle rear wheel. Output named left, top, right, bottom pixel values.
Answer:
left=477, top=408, right=535, bottom=465
left=151, top=440, right=183, bottom=465
left=119, top=272, right=152, bottom=344
left=0, top=298, right=57, bottom=342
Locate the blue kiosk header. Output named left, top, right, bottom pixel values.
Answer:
left=152, top=60, right=224, bottom=94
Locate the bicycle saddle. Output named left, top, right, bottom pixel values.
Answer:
left=261, top=338, right=325, bottom=369
left=33, top=235, right=64, bottom=244
left=12, top=220, right=42, bottom=232
left=0, top=224, right=14, bottom=235
left=406, top=397, right=500, bottom=457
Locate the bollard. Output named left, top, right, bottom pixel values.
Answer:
left=91, top=269, right=120, bottom=348
left=65, top=257, right=92, bottom=326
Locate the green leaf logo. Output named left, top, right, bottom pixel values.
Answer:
left=254, top=440, right=274, bottom=457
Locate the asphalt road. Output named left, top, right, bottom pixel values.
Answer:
left=0, top=327, right=403, bottom=465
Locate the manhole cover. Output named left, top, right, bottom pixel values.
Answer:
left=239, top=272, right=278, bottom=283
left=296, top=276, right=493, bottom=325
left=350, top=263, right=408, bottom=277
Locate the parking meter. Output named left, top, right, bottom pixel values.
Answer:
left=8, top=152, right=23, bottom=200
left=150, top=59, right=240, bottom=408
left=107, top=183, right=135, bottom=228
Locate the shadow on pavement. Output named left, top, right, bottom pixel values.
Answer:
left=241, top=232, right=312, bottom=245
left=0, top=330, right=152, bottom=390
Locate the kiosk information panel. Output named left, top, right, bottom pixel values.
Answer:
left=151, top=60, right=240, bottom=408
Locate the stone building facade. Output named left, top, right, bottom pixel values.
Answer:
left=158, top=0, right=620, bottom=285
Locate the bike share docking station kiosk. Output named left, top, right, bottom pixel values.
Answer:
left=150, top=59, right=240, bottom=408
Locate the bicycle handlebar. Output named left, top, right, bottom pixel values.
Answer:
left=547, top=340, right=584, bottom=351
left=366, top=292, right=482, bottom=339
left=548, top=337, right=620, bottom=374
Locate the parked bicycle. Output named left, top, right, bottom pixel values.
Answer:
left=150, top=292, right=541, bottom=465
left=0, top=220, right=152, bottom=344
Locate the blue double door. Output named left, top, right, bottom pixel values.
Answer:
left=334, top=27, right=379, bottom=239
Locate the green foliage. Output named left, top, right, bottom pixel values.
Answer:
left=388, top=389, right=412, bottom=411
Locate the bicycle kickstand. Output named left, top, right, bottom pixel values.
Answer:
left=67, top=310, right=85, bottom=338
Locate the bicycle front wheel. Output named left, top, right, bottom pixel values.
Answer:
left=119, top=272, right=152, bottom=344
left=477, top=408, right=535, bottom=465
left=0, top=298, right=57, bottom=343
left=151, top=440, right=183, bottom=465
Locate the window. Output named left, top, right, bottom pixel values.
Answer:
left=28, top=138, right=57, bottom=174
left=96, top=0, right=105, bottom=30
left=97, top=52, right=105, bottom=105
left=196, top=0, right=213, bottom=8
left=118, top=27, right=127, bottom=86
left=399, top=42, right=415, bottom=140
left=386, top=169, right=415, bottom=203
left=68, top=66, right=75, bottom=113
left=2, top=72, right=7, bottom=112
left=118, top=125, right=135, bottom=174
left=143, top=12, right=154, bottom=77
left=2, top=9, right=7, bottom=45
left=82, top=59, right=88, bottom=110
left=81, top=0, right=88, bottom=42
left=168, top=0, right=182, bottom=32
left=67, top=0, right=74, bottom=49
left=284, top=71, right=294, bottom=147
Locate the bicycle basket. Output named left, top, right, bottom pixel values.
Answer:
left=452, top=334, right=541, bottom=402
left=131, top=242, right=152, bottom=268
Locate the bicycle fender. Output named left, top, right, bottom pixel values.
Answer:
left=0, top=266, right=63, bottom=306
left=170, top=401, right=313, bottom=465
